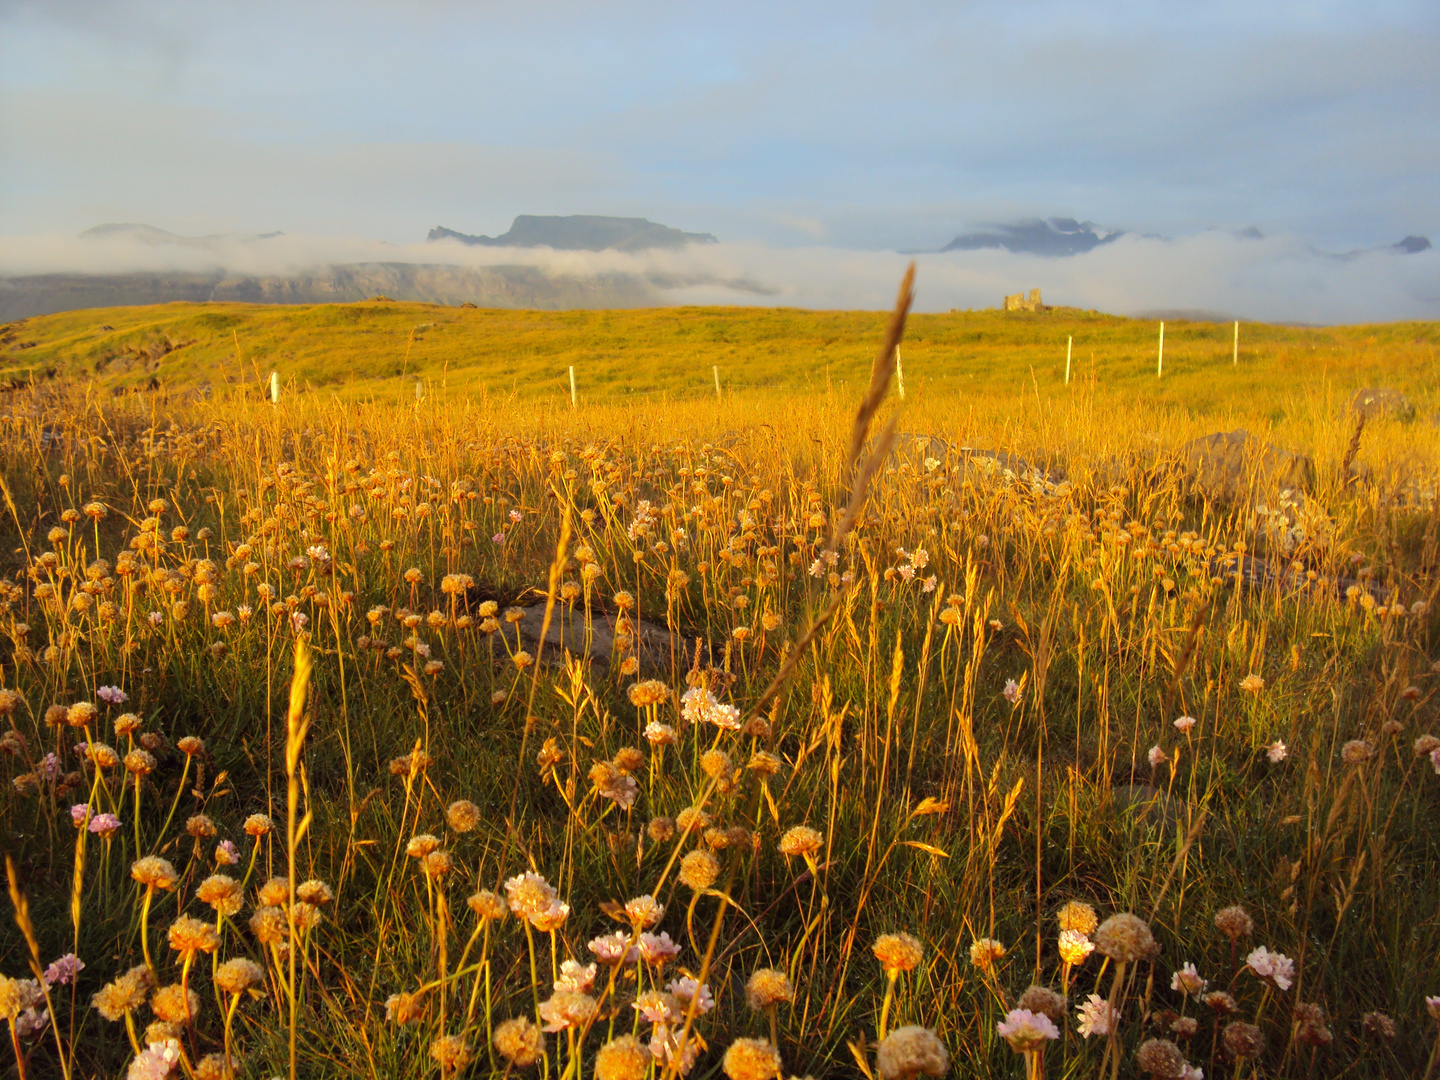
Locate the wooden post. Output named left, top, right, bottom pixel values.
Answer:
left=1065, top=336, right=1072, bottom=385
left=568, top=365, right=577, bottom=408
left=713, top=364, right=721, bottom=400
left=415, top=378, right=423, bottom=401
left=1233, top=320, right=1239, bottom=366
left=1157, top=322, right=1165, bottom=378
left=270, top=371, right=279, bottom=403
left=895, top=347, right=905, bottom=400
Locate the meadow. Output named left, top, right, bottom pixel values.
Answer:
left=1, top=280, right=1439, bottom=1080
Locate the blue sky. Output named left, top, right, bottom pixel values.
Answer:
left=0, top=1, right=1436, bottom=319
left=3, top=0, right=1436, bottom=247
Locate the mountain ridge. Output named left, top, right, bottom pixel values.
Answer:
left=428, top=215, right=717, bottom=251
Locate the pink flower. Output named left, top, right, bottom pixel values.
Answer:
left=1245, top=946, right=1295, bottom=991
left=43, top=954, right=84, bottom=987
left=1171, top=962, right=1207, bottom=996
left=665, top=976, right=713, bottom=1015
left=997, top=1008, right=1060, bottom=1052
left=96, top=686, right=127, bottom=706
left=492, top=533, right=505, bottom=545
left=215, top=840, right=239, bottom=865
left=638, top=931, right=681, bottom=966
left=69, top=804, right=90, bottom=827
left=1003, top=679, right=1022, bottom=705
left=1076, top=994, right=1117, bottom=1038
left=1431, top=747, right=1440, bottom=775
left=1174, top=716, right=1197, bottom=732
left=1148, top=745, right=1168, bottom=767
left=588, top=931, right=639, bottom=965
left=87, top=813, right=121, bottom=837
left=1267, top=741, right=1288, bottom=763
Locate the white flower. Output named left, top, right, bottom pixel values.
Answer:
left=1174, top=716, right=1197, bottom=732
left=1148, top=745, right=1168, bottom=767
left=554, top=960, right=596, bottom=993
left=1171, top=962, right=1207, bottom=996
left=665, top=976, right=714, bottom=1014
left=1076, top=994, right=1117, bottom=1038
left=1003, top=679, right=1022, bottom=705
left=1267, top=741, right=1288, bottom=763
left=588, top=932, right=639, bottom=965
left=1245, top=946, right=1295, bottom=991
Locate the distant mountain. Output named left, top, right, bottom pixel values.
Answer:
left=0, top=264, right=660, bottom=321
left=78, top=223, right=286, bottom=244
left=429, top=215, right=717, bottom=252
left=1323, top=235, right=1433, bottom=262
left=941, top=218, right=1123, bottom=257
left=1393, top=236, right=1431, bottom=254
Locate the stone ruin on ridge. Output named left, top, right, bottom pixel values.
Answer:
left=1003, top=288, right=1044, bottom=312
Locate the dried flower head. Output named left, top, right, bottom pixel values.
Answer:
left=969, top=937, right=1006, bottom=972
left=430, top=1034, right=472, bottom=1074
left=131, top=857, right=179, bottom=891
left=1203, top=991, right=1238, bottom=1014
left=1057, top=900, right=1098, bottom=935
left=249, top=906, right=286, bottom=945
left=873, top=932, right=925, bottom=976
left=1135, top=1038, right=1187, bottom=1078
left=779, top=825, right=824, bottom=858
left=467, top=890, right=507, bottom=920
left=1016, top=985, right=1067, bottom=1023
left=1222, top=1021, right=1265, bottom=1060
left=1341, top=739, right=1373, bottom=765
left=648, top=817, right=676, bottom=843
left=385, top=991, right=426, bottom=1025
left=745, top=968, right=794, bottom=1010
left=1214, top=906, right=1254, bottom=942
left=538, top=990, right=598, bottom=1032
left=875, top=1025, right=950, bottom=1080
left=406, top=834, right=441, bottom=859
left=195, top=875, right=243, bottom=917
left=91, top=966, right=154, bottom=1021
left=446, top=800, right=480, bottom=832
left=167, top=915, right=221, bottom=957
left=595, top=1034, right=651, bottom=1080
left=679, top=849, right=720, bottom=891
left=214, top=958, right=264, bottom=996
left=722, top=1037, right=783, bottom=1080
left=1094, top=913, right=1156, bottom=963
left=150, top=983, right=200, bottom=1023
left=494, top=1016, right=545, bottom=1067
left=1361, top=1011, right=1396, bottom=1040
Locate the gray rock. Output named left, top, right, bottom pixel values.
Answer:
left=513, top=603, right=709, bottom=675
left=1180, top=430, right=1315, bottom=503
left=1350, top=387, right=1415, bottom=421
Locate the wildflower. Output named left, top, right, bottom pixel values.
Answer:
left=213, top=959, right=263, bottom=995
left=1135, top=1038, right=1187, bottom=1078
left=467, top=890, right=507, bottom=920
left=667, top=976, right=714, bottom=1014
left=196, top=875, right=243, bottom=917
left=430, top=1034, right=472, bottom=1075
left=92, top=966, right=154, bottom=1021
left=538, top=990, right=598, bottom=1032
left=0, top=977, right=43, bottom=1019
left=493, top=1016, right=545, bottom=1067
left=1016, top=985, right=1067, bottom=1023
left=970, top=938, right=1006, bottom=971
left=589, top=931, right=640, bottom=965
left=1171, top=962, right=1207, bottom=996
left=875, top=1025, right=950, bottom=1080
left=296, top=879, right=333, bottom=905
left=1174, top=716, right=1197, bottom=732
left=1058, top=929, right=1094, bottom=966
left=778, top=825, right=824, bottom=859
left=1415, top=734, right=1440, bottom=757
left=1094, top=913, right=1157, bottom=962
left=1432, top=747, right=1440, bottom=774
left=589, top=760, right=639, bottom=808
left=1215, top=905, right=1254, bottom=941
left=1426, top=995, right=1440, bottom=1021
left=648, top=816, right=676, bottom=843
left=115, top=713, right=143, bottom=736
left=1002, top=679, right=1023, bottom=705
left=1202, top=991, right=1238, bottom=1014
left=722, top=1038, right=782, bottom=1080
left=746, top=968, right=794, bottom=1010
left=423, top=851, right=454, bottom=877
left=1361, top=1011, right=1396, bottom=1039
left=88, top=813, right=122, bottom=838
left=257, top=877, right=290, bottom=907
left=185, top=814, right=217, bottom=840
left=675, top=807, right=712, bottom=834
left=679, top=850, right=720, bottom=891
left=97, top=685, right=128, bottom=706
left=1148, top=745, right=1168, bottom=767
left=644, top=721, right=677, bottom=745
left=43, top=954, right=84, bottom=987
left=194, top=1053, right=238, bottom=1080
left=1171, top=1016, right=1198, bottom=1040
left=127, top=1039, right=182, bottom=1080
left=1057, top=900, right=1098, bottom=934
left=613, top=746, right=645, bottom=774
left=628, top=680, right=669, bottom=708
left=242, top=814, right=274, bottom=836
left=633, top=990, right=680, bottom=1024
left=445, top=800, right=480, bottom=832
left=595, top=1034, right=651, bottom=1080
left=1245, top=946, right=1295, bottom=991
left=215, top=841, right=239, bottom=866
left=1221, top=1021, right=1265, bottom=1060
left=872, top=932, right=924, bottom=976
left=131, top=857, right=179, bottom=891
left=124, top=750, right=157, bottom=776
left=1239, top=674, right=1264, bottom=693
left=1340, top=739, right=1372, bottom=765
left=406, top=834, right=441, bottom=858
left=168, top=915, right=221, bottom=957
left=639, top=931, right=681, bottom=966
left=385, top=991, right=426, bottom=1025
left=997, top=1008, right=1060, bottom=1052
left=150, top=984, right=200, bottom=1023
left=177, top=736, right=204, bottom=757
left=624, top=895, right=664, bottom=929
left=748, top=750, right=781, bottom=777
left=1076, top=994, right=1118, bottom=1038
left=554, top=960, right=597, bottom=993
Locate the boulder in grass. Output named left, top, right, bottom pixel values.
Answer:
left=1349, top=387, right=1415, bottom=422
left=1180, top=430, right=1315, bottom=503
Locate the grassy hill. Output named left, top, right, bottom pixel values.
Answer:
left=2, top=299, right=1437, bottom=420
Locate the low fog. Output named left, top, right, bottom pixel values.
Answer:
left=1, top=227, right=1434, bottom=325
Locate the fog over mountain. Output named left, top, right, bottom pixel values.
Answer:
left=939, top=218, right=1125, bottom=257
left=0, top=219, right=1434, bottom=325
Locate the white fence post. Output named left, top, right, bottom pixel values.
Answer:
left=269, top=371, right=279, bottom=402
left=713, top=365, right=721, bottom=400
left=1233, top=320, right=1239, bottom=366
left=895, top=347, right=905, bottom=400
left=568, top=365, right=577, bottom=408
left=1157, top=322, right=1165, bottom=378
left=1065, top=336, right=1072, bottom=385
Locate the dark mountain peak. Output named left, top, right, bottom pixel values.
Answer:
left=429, top=215, right=717, bottom=252
left=941, top=217, right=1123, bottom=257
left=1394, top=235, right=1431, bottom=254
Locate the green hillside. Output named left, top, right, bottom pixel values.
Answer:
left=2, top=299, right=1437, bottom=414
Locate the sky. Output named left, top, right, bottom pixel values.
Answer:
left=1, top=0, right=1437, bottom=319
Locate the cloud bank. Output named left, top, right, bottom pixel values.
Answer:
left=0, top=227, right=1434, bottom=324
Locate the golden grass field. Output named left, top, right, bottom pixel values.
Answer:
left=0, top=283, right=1438, bottom=1079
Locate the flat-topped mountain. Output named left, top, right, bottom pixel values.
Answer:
left=941, top=218, right=1124, bottom=257
left=429, top=215, right=717, bottom=252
